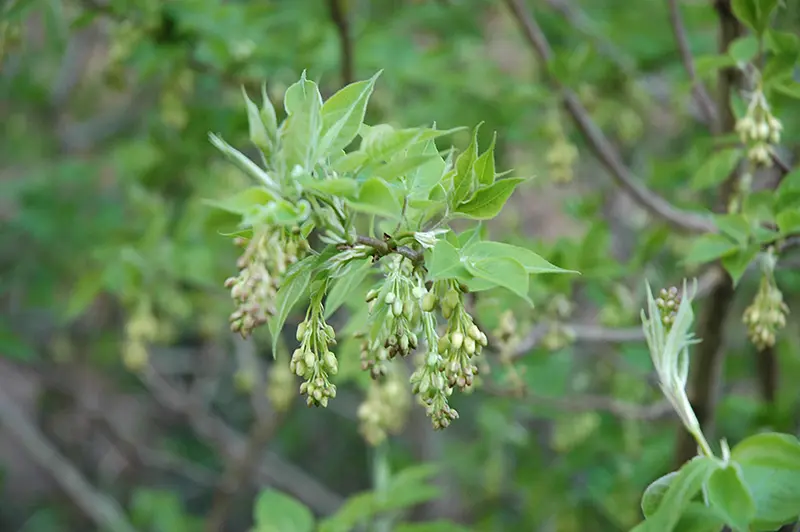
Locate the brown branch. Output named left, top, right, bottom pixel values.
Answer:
left=355, top=235, right=424, bottom=264
left=675, top=0, right=744, bottom=465
left=0, top=386, right=137, bottom=532
left=666, top=0, right=719, bottom=132
left=502, top=0, right=715, bottom=234
left=327, top=0, right=355, bottom=85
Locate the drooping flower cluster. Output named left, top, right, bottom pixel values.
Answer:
left=224, top=228, right=307, bottom=338
left=436, top=281, right=488, bottom=392
left=743, top=272, right=789, bottom=351
left=359, top=256, right=423, bottom=377
left=357, top=365, right=411, bottom=446
left=291, top=299, right=338, bottom=407
left=735, top=87, right=783, bottom=167
left=122, top=301, right=159, bottom=371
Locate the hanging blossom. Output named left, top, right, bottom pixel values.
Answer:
left=743, top=250, right=789, bottom=351
left=735, top=86, right=783, bottom=167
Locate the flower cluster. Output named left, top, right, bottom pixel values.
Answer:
left=743, top=273, right=789, bottom=351
left=541, top=294, right=576, bottom=351
left=290, top=299, right=338, bottom=407
left=735, top=88, right=782, bottom=167
left=359, top=256, right=423, bottom=377
left=436, top=282, right=488, bottom=392
left=655, top=286, right=682, bottom=330
left=543, top=110, right=578, bottom=184
left=357, top=365, right=411, bottom=446
left=410, top=312, right=459, bottom=429
left=225, top=228, right=306, bottom=338
left=122, top=301, right=159, bottom=371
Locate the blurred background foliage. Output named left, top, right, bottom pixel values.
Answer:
left=1, top=0, right=799, bottom=530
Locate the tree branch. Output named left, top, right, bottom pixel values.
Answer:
left=327, top=0, right=355, bottom=85
left=0, top=386, right=137, bottom=532
left=355, top=235, right=424, bottom=264
left=666, top=0, right=719, bottom=132
left=502, top=0, right=715, bottom=234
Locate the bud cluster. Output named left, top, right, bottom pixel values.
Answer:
left=735, top=88, right=782, bottom=167
left=743, top=274, right=789, bottom=351
left=290, top=300, right=338, bottom=407
left=224, top=229, right=306, bottom=338
left=122, top=301, right=159, bottom=371
left=435, top=283, right=488, bottom=392
left=409, top=312, right=459, bottom=430
left=359, top=256, right=423, bottom=377
left=358, top=365, right=411, bottom=446
left=540, top=294, right=575, bottom=351
left=655, top=286, right=682, bottom=331
left=543, top=109, right=578, bottom=184
left=493, top=310, right=520, bottom=356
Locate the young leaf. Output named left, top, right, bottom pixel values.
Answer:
left=721, top=244, right=759, bottom=286
left=201, top=187, right=277, bottom=216
left=690, top=148, right=741, bottom=190
left=407, top=139, right=447, bottom=198
left=297, top=177, right=359, bottom=198
left=473, top=131, right=497, bottom=187
left=242, top=87, right=272, bottom=155
left=731, top=433, right=800, bottom=527
left=260, top=83, right=278, bottom=141
left=362, top=125, right=462, bottom=164
left=683, top=233, right=739, bottom=265
left=320, top=72, right=381, bottom=156
left=454, top=178, right=527, bottom=220
left=451, top=124, right=481, bottom=207
left=644, top=456, right=719, bottom=532
left=641, top=471, right=678, bottom=518
left=281, top=71, right=323, bottom=171
left=463, top=256, right=531, bottom=305
left=253, top=489, right=314, bottom=532
left=208, top=133, right=279, bottom=190
left=776, top=209, right=800, bottom=235
left=268, top=258, right=314, bottom=355
left=348, top=177, right=402, bottom=218
left=706, top=463, right=756, bottom=532
left=728, top=35, right=760, bottom=64
left=324, top=257, right=373, bottom=318
left=427, top=240, right=468, bottom=281
left=713, top=213, right=751, bottom=246
left=461, top=240, right=577, bottom=275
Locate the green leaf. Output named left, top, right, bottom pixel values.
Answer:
left=320, top=72, right=381, bottom=156
left=332, top=150, right=370, bottom=174
left=427, top=240, right=469, bottom=281
left=776, top=208, right=800, bottom=235
left=777, top=168, right=800, bottom=196
left=348, top=178, right=401, bottom=218
left=763, top=52, right=798, bottom=83
left=673, top=503, right=727, bottom=532
left=766, top=29, right=800, bottom=54
left=324, top=258, right=373, bottom=318
left=297, top=177, right=359, bottom=197
left=473, top=131, right=497, bottom=187
left=393, top=521, right=471, bottom=532
left=373, top=154, right=441, bottom=183
left=268, top=258, right=314, bottom=356
left=731, top=0, right=772, bottom=34
left=645, top=456, right=719, bottom=532
left=728, top=35, right=760, bottom=64
left=721, top=244, right=759, bottom=286
left=253, top=489, right=314, bottom=532
left=641, top=471, right=678, bottom=518
left=242, top=87, right=272, bottom=155
left=683, top=233, right=739, bottom=264
left=706, top=463, right=756, bottom=532
left=454, top=178, right=527, bottom=220
left=201, top=187, right=277, bottom=215
left=461, top=241, right=577, bottom=275
left=281, top=71, right=323, bottom=171
left=463, top=256, right=531, bottom=304
left=260, top=83, right=278, bottom=142
left=773, top=81, right=800, bottom=100
left=361, top=125, right=462, bottom=163
left=695, top=54, right=737, bottom=76
left=451, top=123, right=482, bottom=207
left=731, top=432, right=800, bottom=527
left=208, top=134, right=278, bottom=189
left=691, top=148, right=742, bottom=190
left=407, top=139, right=447, bottom=198
left=713, top=213, right=751, bottom=246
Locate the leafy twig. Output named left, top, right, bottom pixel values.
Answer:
left=501, top=0, right=715, bottom=234
left=0, top=386, right=137, bottom=532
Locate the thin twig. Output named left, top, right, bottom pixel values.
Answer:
left=355, top=235, right=424, bottom=264
left=666, top=0, right=719, bottom=132
left=0, top=387, right=137, bottom=532
left=327, top=0, right=355, bottom=85
left=502, top=0, right=715, bottom=234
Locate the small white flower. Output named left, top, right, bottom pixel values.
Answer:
left=413, top=229, right=448, bottom=250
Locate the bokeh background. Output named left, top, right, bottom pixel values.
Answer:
left=1, top=0, right=799, bottom=530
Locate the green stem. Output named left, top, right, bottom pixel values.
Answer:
left=372, top=442, right=392, bottom=532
